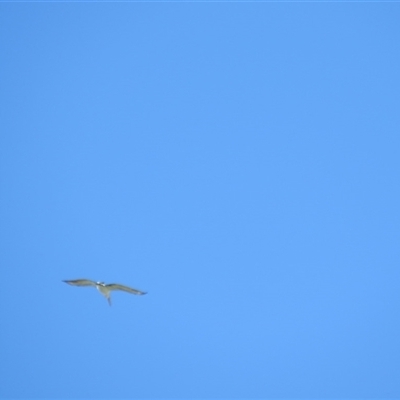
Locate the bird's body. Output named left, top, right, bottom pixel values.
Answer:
left=63, top=279, right=147, bottom=305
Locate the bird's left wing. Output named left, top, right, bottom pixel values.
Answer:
left=63, top=279, right=97, bottom=287
left=106, top=283, right=147, bottom=295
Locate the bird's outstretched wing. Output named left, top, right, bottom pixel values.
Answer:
left=106, top=283, right=147, bottom=295
left=63, top=279, right=97, bottom=287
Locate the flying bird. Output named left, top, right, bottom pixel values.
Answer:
left=63, top=279, right=147, bottom=306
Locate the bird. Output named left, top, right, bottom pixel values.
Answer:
left=63, top=279, right=147, bottom=306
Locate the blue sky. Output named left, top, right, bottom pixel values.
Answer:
left=1, top=2, right=400, bottom=399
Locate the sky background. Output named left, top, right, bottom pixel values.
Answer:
left=1, top=2, right=400, bottom=399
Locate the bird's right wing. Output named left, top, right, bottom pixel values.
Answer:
left=106, top=283, right=147, bottom=295
left=63, top=279, right=97, bottom=287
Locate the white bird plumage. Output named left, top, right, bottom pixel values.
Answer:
left=63, top=279, right=147, bottom=306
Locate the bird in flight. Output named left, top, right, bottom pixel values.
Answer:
left=63, top=279, right=147, bottom=306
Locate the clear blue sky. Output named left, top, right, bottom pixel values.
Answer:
left=1, top=2, right=399, bottom=398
